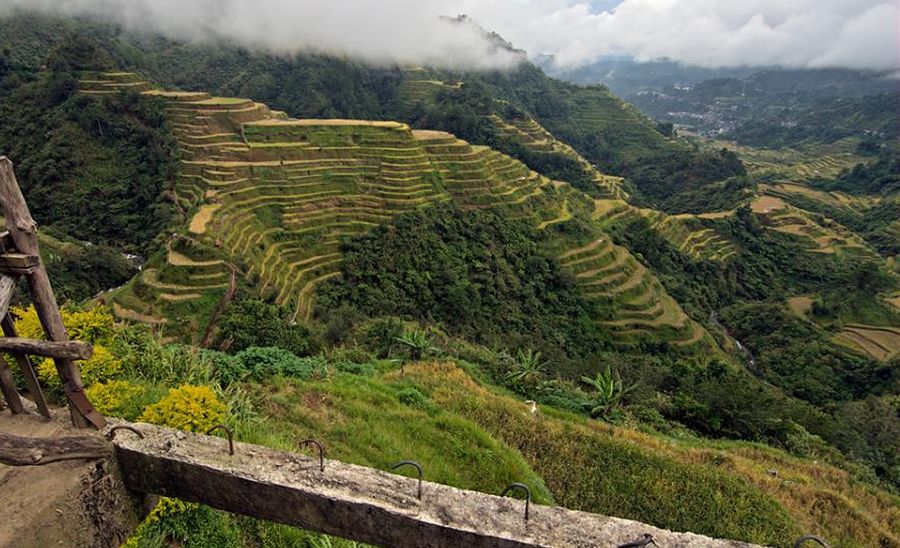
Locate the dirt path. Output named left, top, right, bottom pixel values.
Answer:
left=0, top=407, right=139, bottom=547
left=200, top=267, right=238, bottom=348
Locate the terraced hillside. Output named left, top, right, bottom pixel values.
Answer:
left=490, top=112, right=630, bottom=200
left=558, top=86, right=672, bottom=162
left=760, top=182, right=882, bottom=214
left=79, top=71, right=720, bottom=352
left=750, top=195, right=877, bottom=257
left=591, top=199, right=738, bottom=262
left=558, top=236, right=714, bottom=349
left=705, top=137, right=868, bottom=180
left=397, top=67, right=462, bottom=105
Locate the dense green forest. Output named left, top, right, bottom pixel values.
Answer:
left=0, top=35, right=177, bottom=252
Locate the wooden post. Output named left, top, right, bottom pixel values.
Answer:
left=0, top=354, right=23, bottom=414
left=0, top=157, right=105, bottom=428
left=1, top=314, right=51, bottom=418
left=0, top=273, right=23, bottom=413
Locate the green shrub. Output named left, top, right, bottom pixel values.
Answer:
left=217, top=346, right=327, bottom=384
left=216, top=299, right=319, bottom=356
left=396, top=385, right=430, bottom=409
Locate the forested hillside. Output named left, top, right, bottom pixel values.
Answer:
left=0, top=12, right=898, bottom=548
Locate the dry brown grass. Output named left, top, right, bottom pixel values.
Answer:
left=112, top=303, right=166, bottom=324
left=786, top=296, right=815, bottom=318
left=188, top=204, right=221, bottom=234
left=167, top=249, right=223, bottom=267
left=834, top=326, right=900, bottom=361
left=751, top=195, right=787, bottom=213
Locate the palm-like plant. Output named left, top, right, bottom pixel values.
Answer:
left=505, top=348, right=545, bottom=389
left=580, top=365, right=631, bottom=419
left=394, top=329, right=436, bottom=362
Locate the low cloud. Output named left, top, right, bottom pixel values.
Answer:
left=0, top=0, right=526, bottom=71
left=1, top=0, right=897, bottom=71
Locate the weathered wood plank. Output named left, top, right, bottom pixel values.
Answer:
left=0, top=432, right=112, bottom=465
left=0, top=354, right=23, bottom=414
left=1, top=314, right=51, bottom=418
left=0, top=157, right=104, bottom=428
left=0, top=252, right=39, bottom=274
left=114, top=422, right=755, bottom=548
left=0, top=338, right=93, bottom=360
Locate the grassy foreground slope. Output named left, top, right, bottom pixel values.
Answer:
left=242, top=359, right=900, bottom=547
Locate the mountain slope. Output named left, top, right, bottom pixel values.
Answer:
left=84, top=72, right=716, bottom=355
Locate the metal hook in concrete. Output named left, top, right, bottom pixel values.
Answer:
left=501, top=482, right=531, bottom=521
left=298, top=439, right=325, bottom=472
left=794, top=535, right=830, bottom=548
left=105, top=425, right=144, bottom=441
left=391, top=460, right=423, bottom=500
left=617, top=533, right=656, bottom=547
left=206, top=424, right=234, bottom=456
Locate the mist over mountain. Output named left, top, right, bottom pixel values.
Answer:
left=2, top=0, right=898, bottom=72
left=0, top=0, right=526, bottom=70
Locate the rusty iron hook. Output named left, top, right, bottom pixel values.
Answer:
left=501, top=482, right=531, bottom=521
left=794, top=535, right=830, bottom=548
left=206, top=424, right=234, bottom=455
left=391, top=460, right=423, bottom=500
left=298, top=439, right=325, bottom=472
left=105, top=425, right=144, bottom=441
left=617, top=533, right=657, bottom=547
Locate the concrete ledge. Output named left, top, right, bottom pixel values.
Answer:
left=113, top=422, right=757, bottom=548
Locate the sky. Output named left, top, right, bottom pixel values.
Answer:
left=1, top=0, right=898, bottom=71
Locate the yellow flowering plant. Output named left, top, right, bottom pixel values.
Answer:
left=84, top=380, right=147, bottom=419
left=37, top=344, right=121, bottom=388
left=138, top=384, right=226, bottom=433
left=11, top=304, right=114, bottom=343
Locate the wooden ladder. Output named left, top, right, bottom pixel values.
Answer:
left=0, top=157, right=105, bottom=428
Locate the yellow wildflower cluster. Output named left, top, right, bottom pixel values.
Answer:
left=138, top=384, right=226, bottom=433
left=85, top=380, right=144, bottom=418
left=11, top=304, right=114, bottom=343
left=122, top=497, right=196, bottom=548
left=37, top=345, right=121, bottom=388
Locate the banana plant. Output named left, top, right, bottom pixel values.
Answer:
left=580, top=365, right=632, bottom=419
left=504, top=348, right=546, bottom=389
left=394, top=329, right=436, bottom=362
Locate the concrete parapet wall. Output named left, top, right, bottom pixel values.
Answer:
left=113, top=422, right=757, bottom=548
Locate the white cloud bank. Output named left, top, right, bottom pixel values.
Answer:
left=457, top=0, right=900, bottom=70
left=1, top=0, right=897, bottom=71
